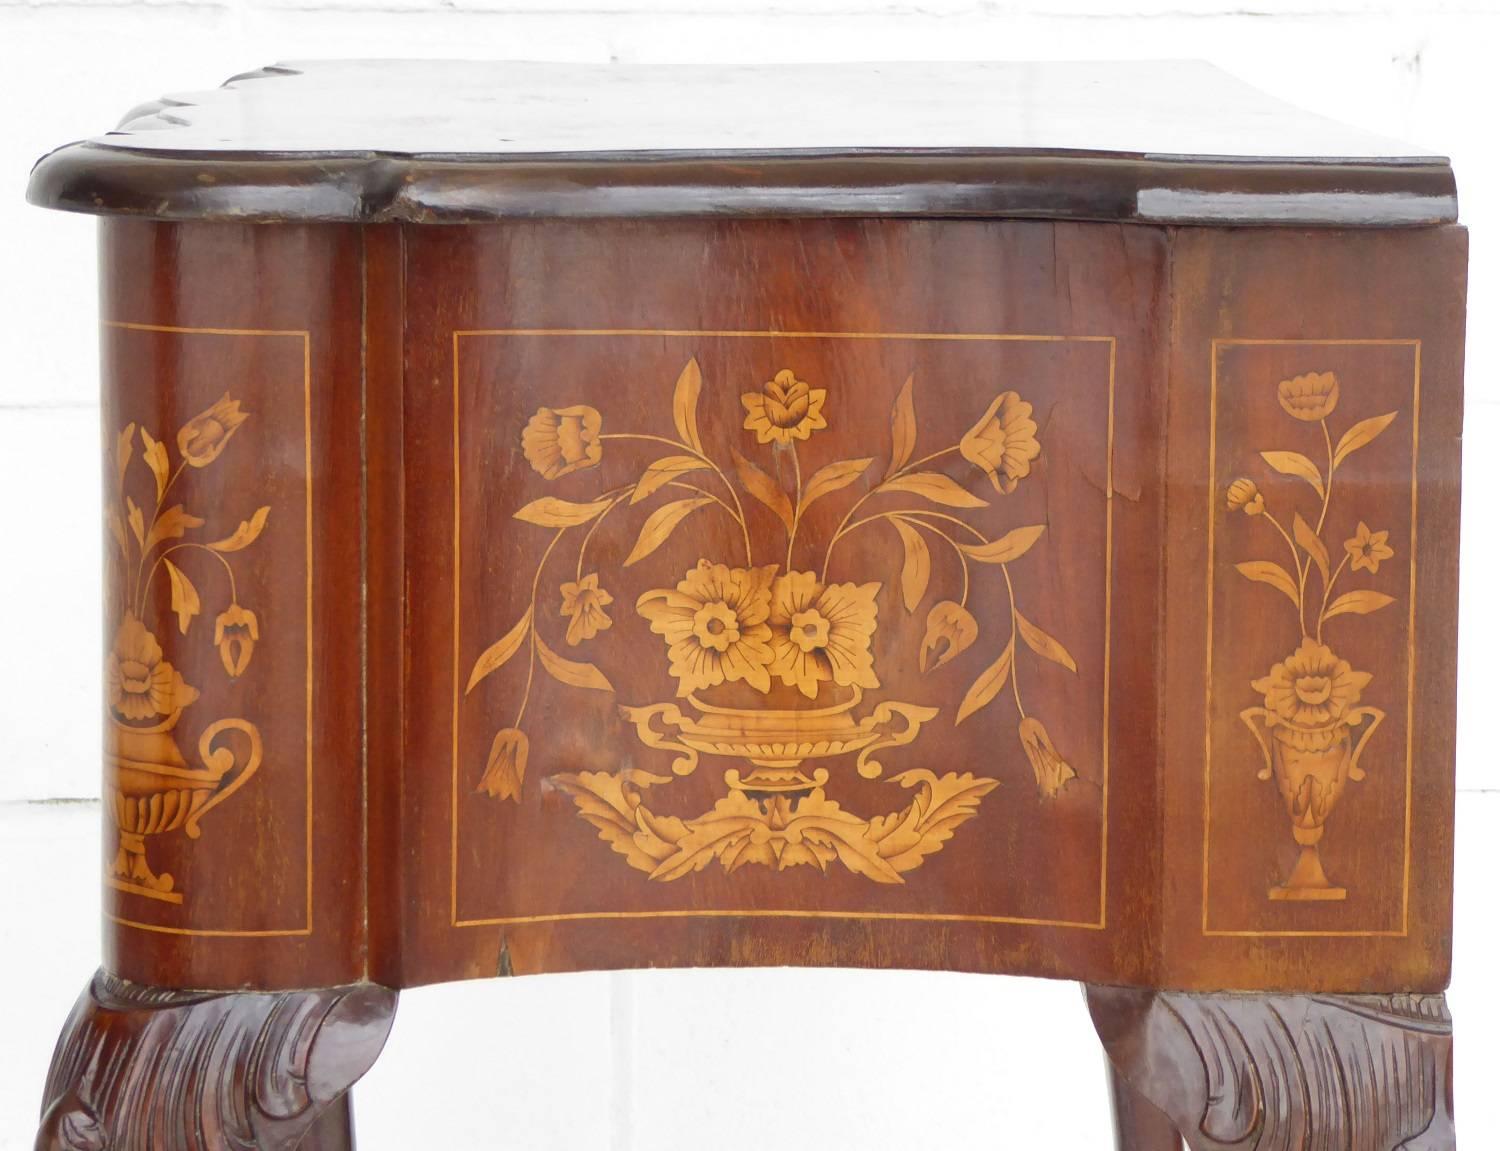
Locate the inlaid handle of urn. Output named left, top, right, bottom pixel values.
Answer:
left=184, top=718, right=264, bottom=839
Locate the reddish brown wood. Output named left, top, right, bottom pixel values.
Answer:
left=1087, top=985, right=1455, bottom=1151
left=36, top=970, right=395, bottom=1151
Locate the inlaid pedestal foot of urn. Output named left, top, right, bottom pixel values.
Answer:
left=1087, top=985, right=1456, bottom=1151
left=35, top=971, right=396, bottom=1151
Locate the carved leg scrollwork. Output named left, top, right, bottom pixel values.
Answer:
left=1086, top=985, right=1455, bottom=1151
left=36, top=970, right=397, bottom=1151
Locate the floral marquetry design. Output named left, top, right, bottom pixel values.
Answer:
left=104, top=395, right=271, bottom=905
left=1227, top=368, right=1399, bottom=901
left=465, top=354, right=1089, bottom=885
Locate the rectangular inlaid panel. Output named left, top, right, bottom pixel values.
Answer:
left=450, top=330, right=1113, bottom=927
left=395, top=220, right=1166, bottom=986
left=1205, top=339, right=1419, bottom=936
left=100, top=321, right=314, bottom=938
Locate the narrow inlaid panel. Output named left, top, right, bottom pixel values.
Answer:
left=100, top=322, right=312, bottom=936
left=1204, top=340, right=1419, bottom=935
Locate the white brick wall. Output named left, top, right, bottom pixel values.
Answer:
left=2, top=5, right=1496, bottom=1147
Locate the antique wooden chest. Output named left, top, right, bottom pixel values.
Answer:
left=26, top=60, right=1466, bottom=1149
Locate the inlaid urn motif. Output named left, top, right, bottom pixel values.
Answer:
left=466, top=359, right=1085, bottom=883
left=104, top=397, right=270, bottom=903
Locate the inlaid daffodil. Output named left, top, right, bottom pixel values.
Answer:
left=1252, top=637, right=1371, bottom=737
left=767, top=571, right=881, bottom=699
left=637, top=561, right=777, bottom=696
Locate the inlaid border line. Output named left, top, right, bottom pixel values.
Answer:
left=1201, top=337, right=1420, bottom=939
left=102, top=320, right=315, bottom=939
left=450, top=327, right=1114, bottom=932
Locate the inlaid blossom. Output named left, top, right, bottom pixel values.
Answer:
left=214, top=603, right=259, bottom=678
left=105, top=614, right=199, bottom=722
left=1252, top=637, right=1371, bottom=731
left=522, top=405, right=602, bottom=480
left=767, top=571, right=881, bottom=699
left=178, top=394, right=249, bottom=468
left=560, top=573, right=613, bottom=646
left=1227, top=477, right=1264, bottom=516
left=1345, top=521, right=1394, bottom=574
left=919, top=600, right=977, bottom=673
left=478, top=727, right=528, bottom=802
left=637, top=561, right=777, bottom=696
left=1277, top=371, right=1340, bottom=422
left=741, top=370, right=827, bottom=445
left=1018, top=716, right=1075, bottom=799
left=960, top=390, right=1041, bottom=494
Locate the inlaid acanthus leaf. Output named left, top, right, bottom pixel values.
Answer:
left=877, top=471, right=988, bottom=509
left=513, top=496, right=614, bottom=528
left=1016, top=611, right=1077, bottom=673
left=127, top=497, right=145, bottom=548
left=672, top=358, right=704, bottom=455
left=466, top=606, right=533, bottom=694
left=1333, top=410, right=1398, bottom=470
left=140, top=429, right=170, bottom=504
left=955, top=640, right=1015, bottom=725
left=162, top=558, right=200, bottom=635
left=1234, top=560, right=1300, bottom=607
left=143, top=505, right=206, bottom=555
left=631, top=456, right=708, bottom=504
left=1324, top=589, right=1397, bottom=619
left=731, top=447, right=795, bottom=533
left=536, top=634, right=614, bottom=692
left=890, top=516, right=931, bottom=612
left=208, top=506, right=270, bottom=553
left=959, top=524, right=1046, bottom=565
left=800, top=457, right=873, bottom=511
left=886, top=373, right=917, bottom=479
left=624, top=497, right=713, bottom=566
left=1260, top=450, right=1325, bottom=499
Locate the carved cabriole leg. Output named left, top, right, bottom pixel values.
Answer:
left=1086, top=986, right=1455, bottom=1151
left=36, top=969, right=396, bottom=1151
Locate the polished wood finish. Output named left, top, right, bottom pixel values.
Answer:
left=26, top=61, right=1468, bottom=1150
left=37, top=971, right=394, bottom=1151
left=27, top=61, right=1455, bottom=227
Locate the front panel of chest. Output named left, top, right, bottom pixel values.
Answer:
left=392, top=219, right=1166, bottom=983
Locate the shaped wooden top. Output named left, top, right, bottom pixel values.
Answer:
left=29, top=59, right=1457, bottom=227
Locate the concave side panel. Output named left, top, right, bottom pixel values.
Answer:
left=100, top=220, right=366, bottom=990
left=1161, top=225, right=1466, bottom=992
left=394, top=219, right=1166, bottom=986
